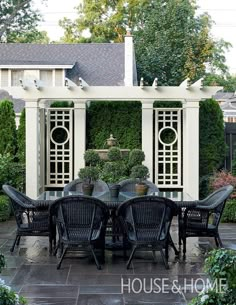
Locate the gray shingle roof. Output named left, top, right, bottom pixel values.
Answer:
left=0, top=43, right=125, bottom=86
left=214, top=92, right=235, bottom=100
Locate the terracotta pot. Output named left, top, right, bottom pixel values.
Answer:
left=82, top=183, right=94, bottom=196
left=135, top=183, right=148, bottom=196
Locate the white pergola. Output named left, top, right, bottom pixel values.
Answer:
left=4, top=80, right=222, bottom=200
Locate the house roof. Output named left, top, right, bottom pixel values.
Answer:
left=0, top=43, right=125, bottom=86
left=214, top=92, right=235, bottom=101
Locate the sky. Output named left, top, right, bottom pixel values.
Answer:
left=34, top=0, right=236, bottom=74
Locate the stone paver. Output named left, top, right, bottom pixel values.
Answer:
left=0, top=219, right=235, bottom=305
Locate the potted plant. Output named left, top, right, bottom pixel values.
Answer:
left=78, top=166, right=99, bottom=196
left=78, top=150, right=101, bottom=196
left=100, top=162, right=127, bottom=197
left=128, top=149, right=145, bottom=168
left=100, top=147, right=127, bottom=197
left=130, top=164, right=150, bottom=195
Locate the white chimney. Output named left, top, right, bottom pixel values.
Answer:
left=124, top=30, right=134, bottom=86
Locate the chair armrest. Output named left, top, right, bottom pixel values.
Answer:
left=33, top=200, right=52, bottom=210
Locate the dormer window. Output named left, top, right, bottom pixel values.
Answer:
left=40, top=70, right=53, bottom=86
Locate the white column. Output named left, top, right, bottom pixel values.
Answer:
left=182, top=100, right=200, bottom=200
left=124, top=32, right=134, bottom=86
left=141, top=100, right=154, bottom=182
left=74, top=100, right=87, bottom=178
left=25, top=99, right=40, bottom=198
left=39, top=101, right=46, bottom=193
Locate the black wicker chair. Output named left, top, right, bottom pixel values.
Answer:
left=117, top=196, right=178, bottom=269
left=180, top=184, right=233, bottom=257
left=119, top=178, right=159, bottom=194
left=2, top=185, right=55, bottom=253
left=63, top=178, right=109, bottom=195
left=49, top=195, right=109, bottom=270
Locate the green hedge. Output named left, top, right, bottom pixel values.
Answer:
left=221, top=199, right=236, bottom=223
left=0, top=99, right=17, bottom=156
left=0, top=195, right=11, bottom=222
left=86, top=101, right=142, bottom=149
left=199, top=99, right=226, bottom=177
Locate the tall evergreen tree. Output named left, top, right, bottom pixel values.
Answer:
left=0, top=100, right=17, bottom=156
left=17, top=109, right=25, bottom=164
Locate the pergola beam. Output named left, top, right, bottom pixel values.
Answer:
left=3, top=84, right=222, bottom=101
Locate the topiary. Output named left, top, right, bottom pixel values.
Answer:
left=130, top=164, right=150, bottom=183
left=78, top=166, right=99, bottom=184
left=84, top=150, right=100, bottom=166
left=99, top=161, right=127, bottom=184
left=128, top=149, right=145, bottom=168
left=107, top=147, right=122, bottom=161
left=0, top=195, right=11, bottom=222
left=0, top=99, right=17, bottom=156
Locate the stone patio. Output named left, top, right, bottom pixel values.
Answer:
left=0, top=218, right=235, bottom=305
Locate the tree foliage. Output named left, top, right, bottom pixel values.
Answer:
left=135, top=0, right=229, bottom=85
left=60, top=0, right=230, bottom=85
left=0, top=0, right=46, bottom=42
left=0, top=100, right=17, bottom=156
left=204, top=73, right=236, bottom=92
left=7, top=30, right=50, bottom=43
left=59, top=0, right=150, bottom=43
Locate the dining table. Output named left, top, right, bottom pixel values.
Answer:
left=37, top=190, right=197, bottom=254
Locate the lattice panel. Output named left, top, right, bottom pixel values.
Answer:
left=155, top=108, right=182, bottom=187
left=46, top=108, right=73, bottom=187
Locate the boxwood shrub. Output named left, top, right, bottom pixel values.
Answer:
left=0, top=195, right=11, bottom=222
left=221, top=199, right=236, bottom=223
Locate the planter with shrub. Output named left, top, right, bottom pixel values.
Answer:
left=78, top=150, right=100, bottom=196
left=130, top=164, right=150, bottom=196
left=100, top=147, right=127, bottom=197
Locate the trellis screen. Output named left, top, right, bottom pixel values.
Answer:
left=46, top=108, right=73, bottom=187
left=155, top=108, right=182, bottom=188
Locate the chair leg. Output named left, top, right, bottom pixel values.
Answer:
left=165, top=244, right=169, bottom=260
left=16, top=236, right=21, bottom=246
left=160, top=249, right=169, bottom=270
left=215, top=234, right=223, bottom=248
left=126, top=246, right=136, bottom=269
left=214, top=236, right=219, bottom=247
left=153, top=250, right=157, bottom=263
left=169, top=234, right=179, bottom=256
left=10, top=235, right=19, bottom=252
left=91, top=247, right=101, bottom=270
left=183, top=235, right=187, bottom=259
left=57, top=246, right=67, bottom=270
left=123, top=235, right=128, bottom=260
